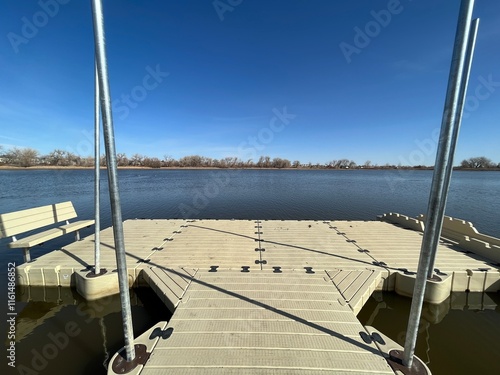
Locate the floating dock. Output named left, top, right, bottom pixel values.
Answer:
left=15, top=215, right=500, bottom=374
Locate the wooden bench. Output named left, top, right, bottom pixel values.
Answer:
left=0, top=201, right=95, bottom=263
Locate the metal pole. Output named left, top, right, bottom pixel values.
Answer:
left=402, top=0, right=475, bottom=368
left=427, top=17, right=479, bottom=278
left=94, top=62, right=101, bottom=275
left=91, top=0, right=136, bottom=362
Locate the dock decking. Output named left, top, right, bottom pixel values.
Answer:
left=15, top=217, right=500, bottom=374
left=139, top=269, right=392, bottom=374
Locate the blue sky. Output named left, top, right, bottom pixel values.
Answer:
left=1, top=0, right=499, bottom=166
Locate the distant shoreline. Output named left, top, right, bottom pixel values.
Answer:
left=1, top=165, right=499, bottom=171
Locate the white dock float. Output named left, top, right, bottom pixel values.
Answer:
left=14, top=216, right=500, bottom=374
left=138, top=269, right=392, bottom=374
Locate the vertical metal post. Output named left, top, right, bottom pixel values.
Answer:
left=94, top=62, right=101, bottom=275
left=91, top=0, right=136, bottom=363
left=427, top=17, right=479, bottom=278
left=402, top=0, right=475, bottom=368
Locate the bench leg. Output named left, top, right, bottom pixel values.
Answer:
left=75, top=230, right=81, bottom=241
left=23, top=248, right=31, bottom=263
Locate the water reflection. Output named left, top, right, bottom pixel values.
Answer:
left=14, top=286, right=171, bottom=375
left=358, top=291, right=500, bottom=375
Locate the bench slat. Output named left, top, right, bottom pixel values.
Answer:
left=59, top=220, right=95, bottom=234
left=9, top=228, right=65, bottom=248
left=0, top=202, right=76, bottom=238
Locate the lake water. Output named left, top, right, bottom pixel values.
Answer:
left=1, top=169, right=499, bottom=374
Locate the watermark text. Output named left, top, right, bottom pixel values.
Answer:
left=6, top=262, right=17, bottom=369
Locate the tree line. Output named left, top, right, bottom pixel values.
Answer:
left=0, top=146, right=498, bottom=170
left=459, top=156, right=499, bottom=169
left=0, top=147, right=359, bottom=169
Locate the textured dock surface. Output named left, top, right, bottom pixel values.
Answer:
left=141, top=269, right=392, bottom=374
left=15, top=218, right=500, bottom=374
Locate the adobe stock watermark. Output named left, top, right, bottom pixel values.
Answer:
left=463, top=74, right=500, bottom=118
left=237, top=107, right=296, bottom=162
left=61, top=64, right=168, bottom=163
left=65, top=129, right=94, bottom=159
left=113, top=64, right=169, bottom=121
left=178, top=170, right=232, bottom=218
left=339, top=0, right=408, bottom=64
left=6, top=262, right=17, bottom=369
left=213, top=0, right=243, bottom=21
left=7, top=0, right=70, bottom=54
left=15, top=295, right=113, bottom=375
left=178, top=106, right=297, bottom=218
left=384, top=126, right=441, bottom=192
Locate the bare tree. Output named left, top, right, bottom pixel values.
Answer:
left=201, top=156, right=213, bottom=167
left=226, top=156, right=243, bottom=168
left=461, top=156, right=494, bottom=169
left=116, top=153, right=129, bottom=166
left=81, top=156, right=94, bottom=167
left=44, top=149, right=82, bottom=166
left=336, top=159, right=349, bottom=168
left=271, top=157, right=291, bottom=168
left=179, top=155, right=202, bottom=167
left=212, top=158, right=221, bottom=168
left=46, top=149, right=67, bottom=166
left=130, top=154, right=144, bottom=166
left=20, top=148, right=39, bottom=167
left=256, top=156, right=272, bottom=168
left=325, top=160, right=335, bottom=169
left=143, top=157, right=162, bottom=168
left=163, top=155, right=178, bottom=167
left=6, top=147, right=39, bottom=167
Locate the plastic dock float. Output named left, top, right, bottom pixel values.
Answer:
left=133, top=269, right=394, bottom=374
left=14, top=216, right=500, bottom=374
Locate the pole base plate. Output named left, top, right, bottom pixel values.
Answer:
left=111, top=344, right=150, bottom=374
left=387, top=349, right=430, bottom=375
